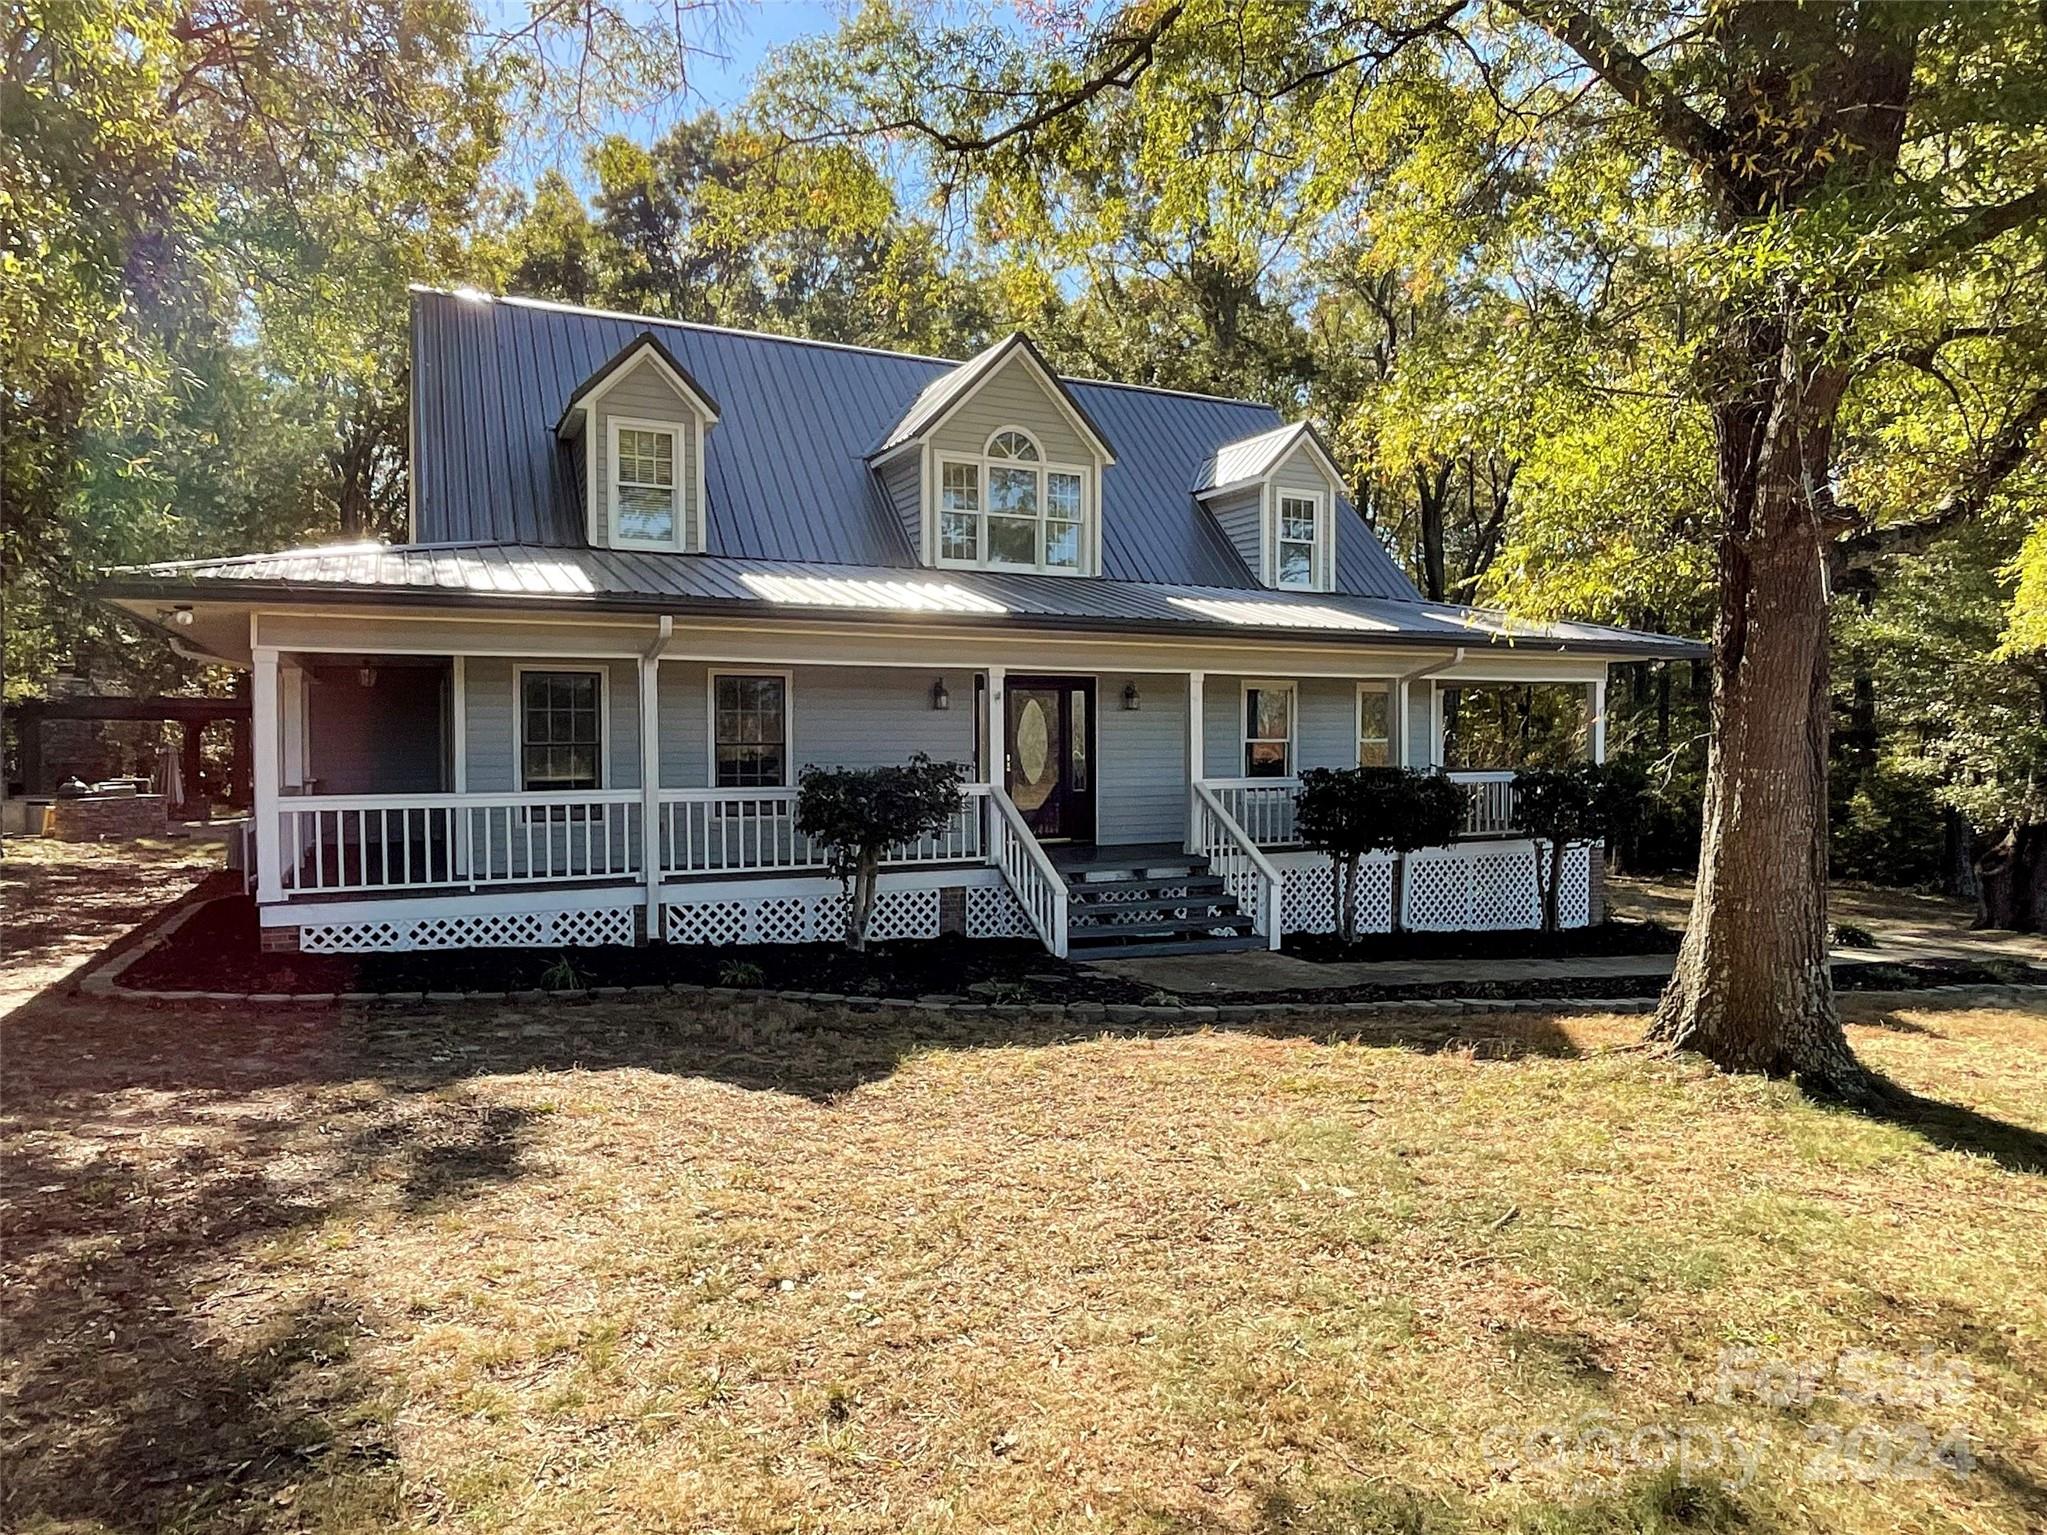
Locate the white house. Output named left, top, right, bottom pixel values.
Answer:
left=102, top=288, right=1703, bottom=959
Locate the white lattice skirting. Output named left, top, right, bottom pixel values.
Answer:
left=1277, top=842, right=1592, bottom=935
left=299, top=904, right=638, bottom=953
left=665, top=887, right=963, bottom=946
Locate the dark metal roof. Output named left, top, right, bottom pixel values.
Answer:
left=408, top=288, right=1420, bottom=600
left=105, top=542, right=1709, bottom=658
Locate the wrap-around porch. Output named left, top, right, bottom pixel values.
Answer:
left=250, top=643, right=1606, bottom=957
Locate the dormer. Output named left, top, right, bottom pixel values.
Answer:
left=556, top=332, right=720, bottom=553
left=1193, top=422, right=1345, bottom=592
left=869, top=334, right=1116, bottom=577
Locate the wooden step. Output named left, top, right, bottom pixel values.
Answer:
left=1069, top=875, right=1229, bottom=905
left=1071, top=895, right=1242, bottom=928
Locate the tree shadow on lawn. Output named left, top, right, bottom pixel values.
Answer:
left=1839, top=1073, right=2047, bottom=1176
left=1, top=994, right=545, bottom=1532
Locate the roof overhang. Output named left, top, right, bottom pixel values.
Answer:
left=554, top=331, right=721, bottom=438
left=1193, top=421, right=1348, bottom=500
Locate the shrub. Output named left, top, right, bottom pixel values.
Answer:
left=1294, top=767, right=1468, bottom=939
left=795, top=754, right=968, bottom=951
left=1513, top=762, right=1649, bottom=933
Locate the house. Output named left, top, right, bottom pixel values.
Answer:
left=100, top=288, right=1704, bottom=958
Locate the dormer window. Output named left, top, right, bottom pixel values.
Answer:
left=611, top=422, right=680, bottom=547
left=936, top=427, right=1089, bottom=574
left=1276, top=490, right=1325, bottom=589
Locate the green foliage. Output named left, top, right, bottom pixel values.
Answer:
left=1513, top=763, right=1649, bottom=932
left=795, top=754, right=967, bottom=950
left=717, top=960, right=766, bottom=988
left=1294, top=767, right=1466, bottom=939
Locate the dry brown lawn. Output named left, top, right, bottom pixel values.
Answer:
left=3, top=921, right=2044, bottom=1531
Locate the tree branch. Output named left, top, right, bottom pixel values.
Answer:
left=906, top=1, right=1186, bottom=155
left=1837, top=382, right=2047, bottom=570
left=1499, top=0, right=1739, bottom=206
left=1901, top=184, right=2047, bottom=276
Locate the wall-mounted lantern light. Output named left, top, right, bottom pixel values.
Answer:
left=1123, top=681, right=1141, bottom=711
left=931, top=677, right=951, bottom=711
left=358, top=664, right=379, bottom=689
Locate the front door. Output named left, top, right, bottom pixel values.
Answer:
left=1004, top=676, right=1096, bottom=842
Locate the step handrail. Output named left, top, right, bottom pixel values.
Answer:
left=984, top=784, right=1069, bottom=958
left=1191, top=779, right=1285, bottom=951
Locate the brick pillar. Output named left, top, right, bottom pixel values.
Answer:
left=1588, top=853, right=1607, bottom=926
left=260, top=925, right=301, bottom=953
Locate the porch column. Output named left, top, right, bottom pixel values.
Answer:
left=1393, top=679, right=1411, bottom=768
left=1591, top=677, right=1607, bottom=763
left=1185, top=670, right=1205, bottom=852
left=639, top=652, right=664, bottom=941
left=179, top=721, right=205, bottom=820
left=251, top=646, right=282, bottom=902
left=984, top=664, right=1005, bottom=788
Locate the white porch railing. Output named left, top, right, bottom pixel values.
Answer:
left=656, top=784, right=989, bottom=876
left=276, top=791, right=641, bottom=896
left=1201, top=770, right=1525, bottom=847
left=1205, top=777, right=1301, bottom=847
left=1191, top=780, right=1283, bottom=949
left=985, top=784, right=1068, bottom=957
left=1450, top=770, right=1521, bottom=837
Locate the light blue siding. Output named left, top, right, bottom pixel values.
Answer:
left=657, top=663, right=976, bottom=788
left=1203, top=675, right=1357, bottom=777
left=1097, top=673, right=1187, bottom=843
left=464, top=657, right=640, bottom=791
left=1407, top=685, right=1436, bottom=767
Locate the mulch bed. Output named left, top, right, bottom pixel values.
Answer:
left=1283, top=920, right=1682, bottom=964
left=116, top=895, right=2047, bottom=1008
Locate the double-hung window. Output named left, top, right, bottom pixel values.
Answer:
left=713, top=673, right=789, bottom=788
left=1358, top=685, right=1392, bottom=767
left=936, top=428, right=1086, bottom=573
left=1243, top=682, right=1296, bottom=778
left=611, top=422, right=680, bottom=546
left=521, top=670, right=604, bottom=804
left=1275, top=492, right=1322, bottom=589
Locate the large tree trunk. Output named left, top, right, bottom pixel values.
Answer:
left=1978, top=816, right=2047, bottom=934
left=1649, top=336, right=1872, bottom=1101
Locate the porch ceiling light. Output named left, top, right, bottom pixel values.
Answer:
left=1167, top=597, right=1394, bottom=631
left=740, top=572, right=1007, bottom=616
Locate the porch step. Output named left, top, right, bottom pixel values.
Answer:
left=1068, top=915, right=1259, bottom=951
left=1074, top=934, right=1269, bottom=959
left=1068, top=874, right=1228, bottom=904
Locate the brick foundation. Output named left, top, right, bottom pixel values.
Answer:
left=260, top=925, right=302, bottom=954
left=43, top=793, right=169, bottom=842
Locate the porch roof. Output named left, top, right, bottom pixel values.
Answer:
left=102, top=541, right=1707, bottom=660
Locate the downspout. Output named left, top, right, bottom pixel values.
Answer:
left=640, top=616, right=674, bottom=940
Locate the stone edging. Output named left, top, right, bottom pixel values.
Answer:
left=75, top=901, right=2046, bottom=1021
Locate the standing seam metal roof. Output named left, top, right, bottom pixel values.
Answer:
left=409, top=289, right=1421, bottom=601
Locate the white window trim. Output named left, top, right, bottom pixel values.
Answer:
left=606, top=415, right=688, bottom=552
left=1356, top=681, right=1393, bottom=767
left=706, top=668, right=795, bottom=790
left=1270, top=485, right=1330, bottom=592
left=933, top=425, right=1095, bottom=578
left=1240, top=678, right=1298, bottom=778
left=514, top=664, right=610, bottom=792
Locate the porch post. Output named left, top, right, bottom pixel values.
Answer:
left=1185, top=670, right=1205, bottom=852
left=639, top=648, right=665, bottom=942
left=984, top=664, right=1005, bottom=789
left=1393, top=678, right=1411, bottom=768
left=251, top=646, right=282, bottom=903
left=1591, top=677, right=1607, bottom=763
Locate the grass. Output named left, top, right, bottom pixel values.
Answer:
left=3, top=980, right=2044, bottom=1533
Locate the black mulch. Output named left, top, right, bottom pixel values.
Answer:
left=1283, top=920, right=1683, bottom=965
left=115, top=896, right=2047, bottom=1008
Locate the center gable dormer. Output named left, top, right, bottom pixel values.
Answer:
left=1193, top=422, right=1346, bottom=592
left=869, top=334, right=1115, bottom=578
left=556, top=332, right=720, bottom=554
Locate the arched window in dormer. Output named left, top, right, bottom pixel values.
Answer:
left=936, top=425, right=1088, bottom=573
